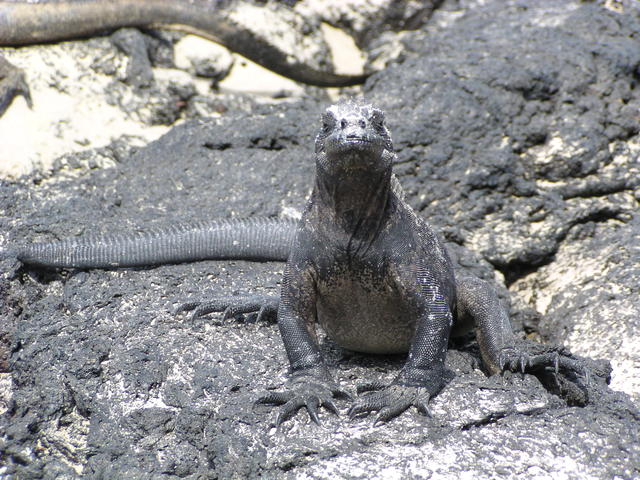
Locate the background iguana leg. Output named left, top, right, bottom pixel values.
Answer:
left=0, top=55, right=31, bottom=116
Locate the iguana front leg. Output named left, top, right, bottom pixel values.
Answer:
left=349, top=269, right=454, bottom=424
left=260, top=261, right=351, bottom=425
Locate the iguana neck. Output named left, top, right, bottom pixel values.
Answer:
left=313, top=161, right=393, bottom=237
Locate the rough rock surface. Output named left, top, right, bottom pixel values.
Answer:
left=294, top=0, right=443, bottom=48
left=0, top=30, right=274, bottom=179
left=364, top=0, right=640, bottom=403
left=1, top=0, right=639, bottom=478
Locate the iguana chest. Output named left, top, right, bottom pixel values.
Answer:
left=314, top=261, right=416, bottom=354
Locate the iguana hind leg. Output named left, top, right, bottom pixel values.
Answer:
left=455, top=275, right=590, bottom=397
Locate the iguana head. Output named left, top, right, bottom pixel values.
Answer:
left=315, top=100, right=394, bottom=175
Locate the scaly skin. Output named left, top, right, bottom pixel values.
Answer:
left=8, top=217, right=296, bottom=268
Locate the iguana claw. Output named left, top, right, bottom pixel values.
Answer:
left=498, top=344, right=590, bottom=385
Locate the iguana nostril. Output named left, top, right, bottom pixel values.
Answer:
left=341, top=119, right=348, bottom=129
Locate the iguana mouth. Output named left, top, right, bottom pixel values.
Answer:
left=345, top=137, right=370, bottom=144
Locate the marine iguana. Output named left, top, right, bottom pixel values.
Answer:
left=0, top=0, right=367, bottom=114
left=6, top=100, right=589, bottom=424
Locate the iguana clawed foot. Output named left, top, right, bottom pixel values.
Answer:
left=175, top=295, right=278, bottom=322
left=497, top=343, right=589, bottom=383
left=495, top=342, right=594, bottom=405
left=257, top=367, right=352, bottom=426
left=348, top=382, right=432, bottom=425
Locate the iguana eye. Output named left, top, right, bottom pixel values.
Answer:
left=321, top=113, right=336, bottom=133
left=370, top=109, right=385, bottom=128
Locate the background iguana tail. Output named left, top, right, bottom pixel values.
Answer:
left=0, top=0, right=368, bottom=87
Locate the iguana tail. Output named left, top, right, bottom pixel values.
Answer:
left=14, top=217, right=297, bottom=269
